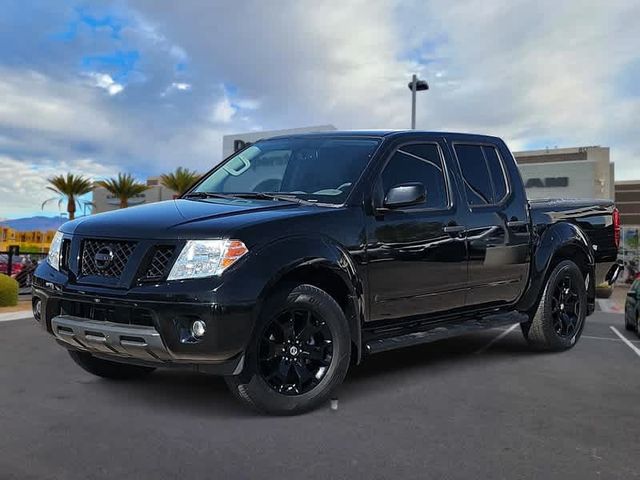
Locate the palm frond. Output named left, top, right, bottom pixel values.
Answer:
left=96, top=173, right=147, bottom=207
left=160, top=167, right=200, bottom=195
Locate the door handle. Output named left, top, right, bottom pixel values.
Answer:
left=506, top=220, right=528, bottom=228
left=444, top=225, right=465, bottom=234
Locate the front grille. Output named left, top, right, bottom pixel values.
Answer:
left=59, top=300, right=155, bottom=327
left=143, top=246, right=176, bottom=281
left=80, top=239, right=136, bottom=278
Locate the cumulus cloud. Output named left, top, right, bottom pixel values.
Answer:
left=87, top=72, right=124, bottom=95
left=0, top=0, right=639, bottom=217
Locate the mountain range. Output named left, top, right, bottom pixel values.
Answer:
left=0, top=216, right=68, bottom=232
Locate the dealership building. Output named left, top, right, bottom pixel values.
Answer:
left=513, top=146, right=614, bottom=201
left=92, top=177, right=177, bottom=214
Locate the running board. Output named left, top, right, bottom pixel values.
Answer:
left=364, top=311, right=528, bottom=355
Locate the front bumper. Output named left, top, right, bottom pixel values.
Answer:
left=52, top=315, right=173, bottom=361
left=33, top=281, right=254, bottom=375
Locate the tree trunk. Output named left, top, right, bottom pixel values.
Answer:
left=120, top=198, right=128, bottom=209
left=67, top=195, right=76, bottom=220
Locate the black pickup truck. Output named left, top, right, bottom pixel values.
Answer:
left=32, top=131, right=622, bottom=415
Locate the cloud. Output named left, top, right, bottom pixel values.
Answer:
left=87, top=72, right=124, bottom=95
left=161, top=81, right=191, bottom=96
left=212, top=95, right=236, bottom=123
left=0, top=0, right=639, bottom=218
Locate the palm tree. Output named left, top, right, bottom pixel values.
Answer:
left=160, top=167, right=200, bottom=196
left=42, top=173, right=94, bottom=220
left=96, top=173, right=148, bottom=209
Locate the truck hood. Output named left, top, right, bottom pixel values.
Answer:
left=61, top=198, right=300, bottom=239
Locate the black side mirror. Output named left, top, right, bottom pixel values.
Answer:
left=383, top=182, right=426, bottom=209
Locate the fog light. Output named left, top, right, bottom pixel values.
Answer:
left=32, top=298, right=42, bottom=322
left=191, top=320, right=206, bottom=338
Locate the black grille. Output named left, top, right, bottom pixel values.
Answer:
left=143, top=246, right=176, bottom=281
left=80, top=239, right=136, bottom=278
left=59, top=300, right=154, bottom=327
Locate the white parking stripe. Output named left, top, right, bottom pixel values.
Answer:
left=582, top=334, right=640, bottom=344
left=610, top=326, right=640, bottom=358
left=475, top=323, right=519, bottom=354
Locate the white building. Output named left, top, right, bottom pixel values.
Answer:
left=513, top=146, right=614, bottom=200
left=92, top=177, right=177, bottom=214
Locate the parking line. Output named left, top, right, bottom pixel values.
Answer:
left=582, top=334, right=640, bottom=344
left=476, top=323, right=519, bottom=354
left=610, top=326, right=640, bottom=358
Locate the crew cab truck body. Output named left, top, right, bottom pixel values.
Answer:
left=32, top=131, right=621, bottom=414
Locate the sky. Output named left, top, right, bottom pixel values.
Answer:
left=0, top=0, right=639, bottom=219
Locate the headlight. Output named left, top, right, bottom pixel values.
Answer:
left=47, top=231, right=64, bottom=271
left=167, top=239, right=248, bottom=280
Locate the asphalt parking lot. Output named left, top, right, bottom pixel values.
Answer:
left=1, top=310, right=639, bottom=480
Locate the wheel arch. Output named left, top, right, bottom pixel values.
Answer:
left=517, top=221, right=595, bottom=314
left=249, top=236, right=365, bottom=364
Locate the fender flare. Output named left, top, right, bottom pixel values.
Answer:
left=224, top=235, right=365, bottom=362
left=517, top=222, right=595, bottom=313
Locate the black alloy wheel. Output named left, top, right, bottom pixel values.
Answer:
left=258, top=308, right=333, bottom=395
left=521, top=259, right=587, bottom=351
left=551, top=275, right=582, bottom=338
left=225, top=283, right=351, bottom=415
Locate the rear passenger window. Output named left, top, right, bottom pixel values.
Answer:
left=483, top=146, right=508, bottom=203
left=381, top=143, right=448, bottom=210
left=455, top=144, right=509, bottom=206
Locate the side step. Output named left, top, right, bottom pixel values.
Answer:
left=364, top=311, right=528, bottom=355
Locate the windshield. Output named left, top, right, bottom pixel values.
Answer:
left=192, top=136, right=380, bottom=205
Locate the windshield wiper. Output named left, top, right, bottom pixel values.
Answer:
left=183, top=191, right=316, bottom=206
left=182, top=192, right=236, bottom=200
left=232, top=192, right=317, bottom=205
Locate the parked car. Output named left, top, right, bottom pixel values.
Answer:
left=32, top=131, right=621, bottom=415
left=625, top=279, right=640, bottom=332
left=0, top=254, right=24, bottom=277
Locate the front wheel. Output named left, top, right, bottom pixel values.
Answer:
left=521, top=260, right=587, bottom=351
left=225, top=284, right=351, bottom=415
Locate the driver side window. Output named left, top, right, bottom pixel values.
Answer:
left=381, top=143, right=449, bottom=210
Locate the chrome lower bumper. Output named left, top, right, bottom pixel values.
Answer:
left=52, top=315, right=172, bottom=362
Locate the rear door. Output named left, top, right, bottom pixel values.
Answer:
left=366, top=137, right=468, bottom=322
left=451, top=141, right=531, bottom=307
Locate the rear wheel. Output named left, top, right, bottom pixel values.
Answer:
left=68, top=350, right=156, bottom=379
left=522, top=260, right=587, bottom=351
left=225, top=284, right=351, bottom=415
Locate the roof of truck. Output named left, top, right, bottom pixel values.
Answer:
left=264, top=130, right=503, bottom=143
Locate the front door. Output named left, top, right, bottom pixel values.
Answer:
left=366, top=140, right=468, bottom=323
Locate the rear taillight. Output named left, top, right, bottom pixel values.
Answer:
left=613, top=207, right=620, bottom=249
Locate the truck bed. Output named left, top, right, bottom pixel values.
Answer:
left=529, top=198, right=618, bottom=282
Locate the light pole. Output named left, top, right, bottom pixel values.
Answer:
left=408, top=74, right=429, bottom=129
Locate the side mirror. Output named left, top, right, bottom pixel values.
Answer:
left=383, top=182, right=426, bottom=209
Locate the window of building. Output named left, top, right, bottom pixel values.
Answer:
left=381, top=143, right=448, bottom=210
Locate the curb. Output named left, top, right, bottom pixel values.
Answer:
left=0, top=310, right=33, bottom=322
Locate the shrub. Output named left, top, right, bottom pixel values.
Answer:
left=0, top=274, right=18, bottom=307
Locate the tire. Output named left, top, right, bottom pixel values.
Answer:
left=68, top=350, right=156, bottom=380
left=521, top=260, right=587, bottom=351
left=225, top=284, right=351, bottom=415
left=625, top=310, right=637, bottom=332
left=636, top=311, right=640, bottom=338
